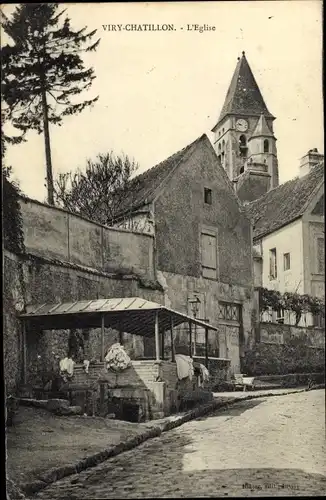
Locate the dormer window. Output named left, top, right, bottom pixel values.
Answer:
left=264, top=139, right=269, bottom=153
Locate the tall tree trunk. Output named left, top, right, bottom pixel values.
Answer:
left=41, top=87, right=54, bottom=205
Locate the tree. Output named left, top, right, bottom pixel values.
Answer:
left=54, top=152, right=138, bottom=226
left=1, top=4, right=100, bottom=205
left=1, top=123, right=25, bottom=160
left=2, top=165, right=25, bottom=255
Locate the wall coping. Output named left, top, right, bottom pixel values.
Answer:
left=193, top=356, right=231, bottom=362
left=24, top=252, right=143, bottom=281
left=13, top=251, right=163, bottom=291
left=73, top=357, right=230, bottom=369
left=73, top=359, right=176, bottom=368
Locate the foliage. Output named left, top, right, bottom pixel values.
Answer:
left=1, top=3, right=100, bottom=203
left=259, top=288, right=282, bottom=312
left=242, top=343, right=325, bottom=377
left=1, top=119, right=25, bottom=160
left=258, top=287, right=325, bottom=326
left=2, top=166, right=25, bottom=254
left=54, top=152, right=138, bottom=225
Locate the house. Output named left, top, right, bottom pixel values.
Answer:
left=211, top=51, right=279, bottom=203
left=245, top=151, right=324, bottom=325
left=114, top=133, right=254, bottom=374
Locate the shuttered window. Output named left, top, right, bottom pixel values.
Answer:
left=201, top=231, right=217, bottom=279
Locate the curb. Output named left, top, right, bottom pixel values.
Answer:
left=22, top=426, right=162, bottom=497
left=20, top=385, right=324, bottom=496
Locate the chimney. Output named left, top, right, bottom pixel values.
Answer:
left=299, top=148, right=324, bottom=177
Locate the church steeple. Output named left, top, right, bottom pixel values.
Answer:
left=213, top=51, right=274, bottom=129
left=250, top=112, right=274, bottom=138
left=211, top=52, right=279, bottom=201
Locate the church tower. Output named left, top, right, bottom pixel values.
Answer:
left=211, top=51, right=279, bottom=202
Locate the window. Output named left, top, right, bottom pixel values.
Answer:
left=218, top=302, right=241, bottom=323
left=283, top=252, right=291, bottom=271
left=239, top=135, right=247, bottom=157
left=316, top=238, right=324, bottom=274
left=269, top=248, right=277, bottom=279
left=239, top=135, right=247, bottom=147
left=204, top=188, right=212, bottom=205
left=264, top=139, right=269, bottom=153
left=201, top=230, right=217, bottom=279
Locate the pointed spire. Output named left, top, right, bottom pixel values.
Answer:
left=250, top=113, right=274, bottom=138
left=214, top=52, right=274, bottom=126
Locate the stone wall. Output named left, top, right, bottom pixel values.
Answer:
left=4, top=249, right=164, bottom=394
left=73, top=360, right=177, bottom=389
left=160, top=271, right=253, bottom=374
left=20, top=197, right=155, bottom=279
left=154, top=138, right=253, bottom=287
left=4, top=252, right=25, bottom=394
left=242, top=321, right=325, bottom=376
left=192, top=356, right=231, bottom=390
left=73, top=360, right=179, bottom=419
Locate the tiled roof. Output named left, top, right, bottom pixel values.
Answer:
left=245, top=162, right=324, bottom=240
left=214, top=52, right=274, bottom=126
left=115, top=134, right=206, bottom=217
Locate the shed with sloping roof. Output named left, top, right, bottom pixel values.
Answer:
left=20, top=297, right=217, bottom=384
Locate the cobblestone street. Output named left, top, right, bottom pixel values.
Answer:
left=35, top=390, right=326, bottom=498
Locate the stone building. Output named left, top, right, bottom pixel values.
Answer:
left=211, top=51, right=279, bottom=203
left=114, top=133, right=254, bottom=374
left=245, top=153, right=324, bottom=324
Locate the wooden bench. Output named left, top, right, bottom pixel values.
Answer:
left=231, top=374, right=255, bottom=392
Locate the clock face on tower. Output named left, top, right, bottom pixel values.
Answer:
left=236, top=119, right=248, bottom=132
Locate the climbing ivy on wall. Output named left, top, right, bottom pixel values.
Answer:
left=3, top=167, right=25, bottom=254
left=258, top=287, right=325, bottom=325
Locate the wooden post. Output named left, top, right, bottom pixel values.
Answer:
left=101, top=314, right=105, bottom=362
left=155, top=311, right=160, bottom=361
left=161, top=328, right=165, bottom=360
left=22, top=321, right=27, bottom=384
left=189, top=320, right=192, bottom=358
left=225, top=329, right=228, bottom=359
left=170, top=317, right=175, bottom=362
left=205, top=327, right=209, bottom=368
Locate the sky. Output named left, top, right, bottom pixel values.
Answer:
left=2, top=1, right=324, bottom=202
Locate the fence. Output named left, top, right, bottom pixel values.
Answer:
left=260, top=307, right=325, bottom=329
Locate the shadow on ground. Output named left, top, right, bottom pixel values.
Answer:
left=196, top=398, right=266, bottom=421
